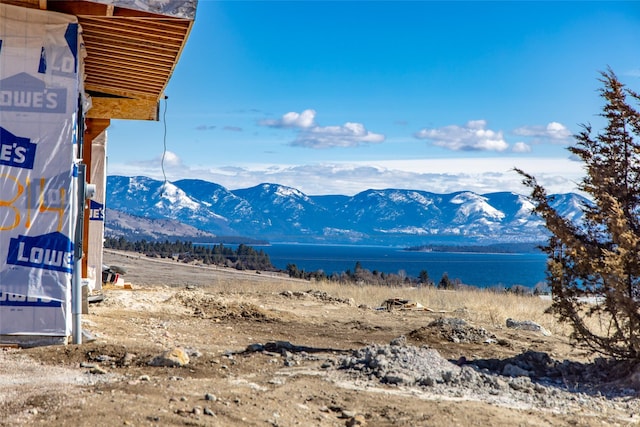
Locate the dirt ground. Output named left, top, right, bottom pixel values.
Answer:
left=1, top=250, right=639, bottom=426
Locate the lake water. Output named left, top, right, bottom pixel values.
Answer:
left=252, top=243, right=548, bottom=289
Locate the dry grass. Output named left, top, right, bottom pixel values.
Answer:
left=204, top=274, right=572, bottom=337
left=315, top=281, right=570, bottom=335
left=105, top=251, right=587, bottom=340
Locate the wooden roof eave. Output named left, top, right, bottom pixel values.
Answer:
left=0, top=0, right=196, bottom=121
left=84, top=16, right=194, bottom=121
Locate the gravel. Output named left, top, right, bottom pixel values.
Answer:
left=331, top=338, right=640, bottom=417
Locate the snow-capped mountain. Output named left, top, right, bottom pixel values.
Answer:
left=104, top=175, right=587, bottom=245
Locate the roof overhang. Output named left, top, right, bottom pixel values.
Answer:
left=1, top=0, right=196, bottom=120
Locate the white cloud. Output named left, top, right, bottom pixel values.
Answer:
left=513, top=122, right=572, bottom=140
left=512, top=142, right=532, bottom=153
left=260, top=109, right=317, bottom=128
left=414, top=120, right=509, bottom=151
left=108, top=155, right=584, bottom=196
left=259, top=109, right=384, bottom=148
left=292, top=122, right=385, bottom=148
left=159, top=150, right=182, bottom=167
left=546, top=122, right=572, bottom=139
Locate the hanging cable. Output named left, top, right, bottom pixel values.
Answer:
left=160, top=95, right=168, bottom=196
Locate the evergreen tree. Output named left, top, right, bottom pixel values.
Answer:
left=418, top=269, right=431, bottom=286
left=438, top=272, right=453, bottom=290
left=517, top=69, right=640, bottom=359
left=286, top=263, right=301, bottom=279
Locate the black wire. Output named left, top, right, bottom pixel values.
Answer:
left=161, top=96, right=168, bottom=196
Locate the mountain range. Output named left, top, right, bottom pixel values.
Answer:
left=104, top=175, right=587, bottom=246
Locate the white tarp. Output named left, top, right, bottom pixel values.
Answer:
left=87, top=131, right=107, bottom=291
left=0, top=4, right=82, bottom=338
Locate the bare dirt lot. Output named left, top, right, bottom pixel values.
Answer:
left=2, top=250, right=640, bottom=426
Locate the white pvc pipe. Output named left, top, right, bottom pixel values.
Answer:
left=71, top=162, right=84, bottom=345
left=72, top=258, right=82, bottom=344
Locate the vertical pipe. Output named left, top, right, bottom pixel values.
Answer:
left=72, top=258, right=82, bottom=344
left=72, top=163, right=86, bottom=345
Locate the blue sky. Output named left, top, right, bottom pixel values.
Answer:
left=106, top=1, right=640, bottom=196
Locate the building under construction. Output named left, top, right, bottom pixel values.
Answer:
left=0, top=0, right=196, bottom=345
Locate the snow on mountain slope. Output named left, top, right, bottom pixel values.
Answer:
left=449, top=192, right=505, bottom=223
left=105, top=176, right=588, bottom=245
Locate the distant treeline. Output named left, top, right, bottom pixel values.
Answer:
left=285, top=260, right=426, bottom=287
left=285, top=260, right=544, bottom=295
left=104, top=237, right=274, bottom=271
left=105, top=237, right=543, bottom=294
left=203, top=236, right=270, bottom=245
left=405, top=242, right=545, bottom=254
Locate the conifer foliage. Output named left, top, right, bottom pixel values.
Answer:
left=517, top=69, right=640, bottom=359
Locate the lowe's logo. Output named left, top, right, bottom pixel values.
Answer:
left=7, top=232, right=73, bottom=273
left=0, top=292, right=61, bottom=307
left=0, top=127, right=36, bottom=169
left=0, top=73, right=66, bottom=113
left=89, top=200, right=104, bottom=221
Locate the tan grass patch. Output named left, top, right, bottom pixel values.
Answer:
left=199, top=275, right=573, bottom=336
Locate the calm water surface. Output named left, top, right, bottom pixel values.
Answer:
left=255, top=243, right=547, bottom=288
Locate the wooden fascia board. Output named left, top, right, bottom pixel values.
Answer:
left=87, top=96, right=158, bottom=121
